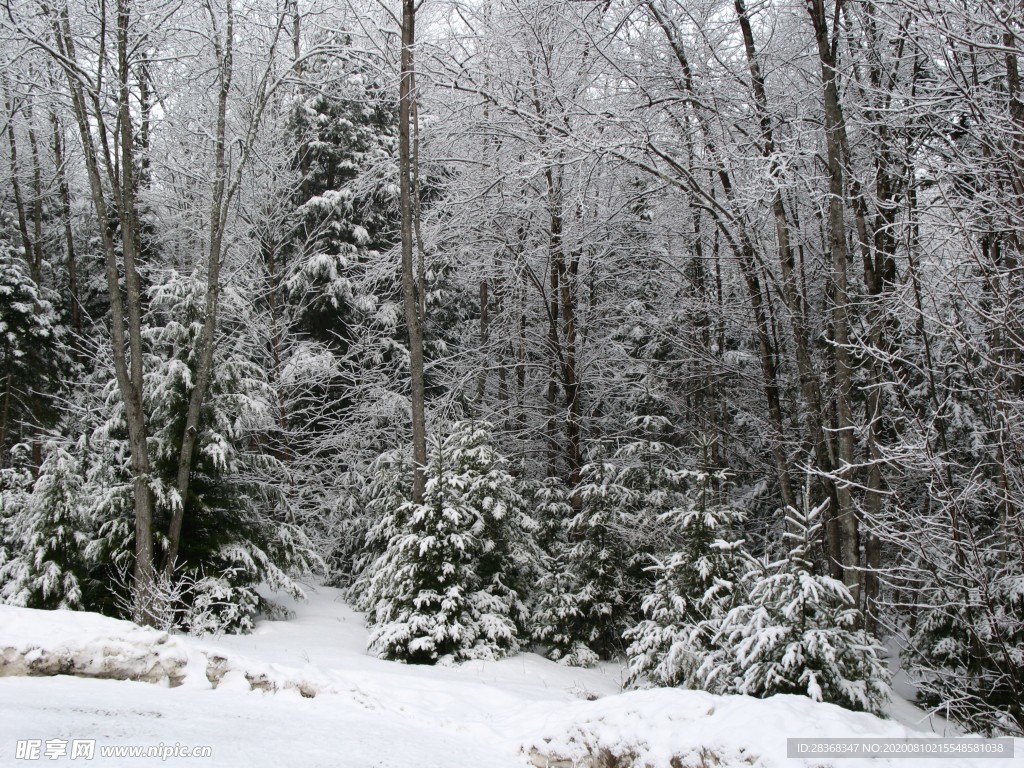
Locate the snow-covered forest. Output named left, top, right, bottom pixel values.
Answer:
left=0, top=0, right=1022, bottom=744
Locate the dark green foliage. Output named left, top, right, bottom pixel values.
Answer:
left=362, top=422, right=534, bottom=663
left=625, top=497, right=748, bottom=685
left=533, top=429, right=699, bottom=665
left=285, top=46, right=398, bottom=355
left=0, top=447, right=90, bottom=610
left=0, top=242, right=65, bottom=465
left=143, top=273, right=321, bottom=632
left=710, top=499, right=891, bottom=715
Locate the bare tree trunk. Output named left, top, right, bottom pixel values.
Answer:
left=3, top=77, right=38, bottom=285
left=545, top=217, right=562, bottom=479
left=645, top=0, right=796, bottom=510
left=116, top=0, right=159, bottom=618
left=807, top=0, right=860, bottom=601
left=736, top=0, right=836, bottom=514
left=843, top=7, right=915, bottom=623
left=546, top=170, right=583, bottom=497
left=163, top=0, right=235, bottom=576
left=50, top=110, right=83, bottom=350
left=474, top=278, right=490, bottom=411
left=399, top=0, right=428, bottom=504
left=26, top=100, right=46, bottom=285
left=49, top=0, right=158, bottom=623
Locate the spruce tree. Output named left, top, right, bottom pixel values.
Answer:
left=710, top=498, right=891, bottom=715
left=0, top=243, right=64, bottom=466
left=365, top=422, right=533, bottom=663
left=526, top=477, right=597, bottom=665
left=535, top=429, right=704, bottom=665
left=1, top=460, right=33, bottom=550
left=531, top=461, right=634, bottom=664
left=284, top=42, right=399, bottom=394
left=345, top=449, right=414, bottom=608
left=625, top=488, right=748, bottom=687
left=72, top=273, right=320, bottom=632
left=147, top=273, right=321, bottom=632
left=0, top=444, right=88, bottom=610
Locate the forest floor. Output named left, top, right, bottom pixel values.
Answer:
left=0, top=583, right=1017, bottom=768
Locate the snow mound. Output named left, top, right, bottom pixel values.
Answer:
left=0, top=605, right=189, bottom=684
left=2, top=593, right=1019, bottom=768
left=0, top=605, right=324, bottom=696
left=523, top=689, right=1010, bottom=768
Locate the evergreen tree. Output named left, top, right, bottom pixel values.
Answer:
left=0, top=463, right=33, bottom=599
left=343, top=448, right=413, bottom=604
left=534, top=428, right=700, bottom=665
left=902, top=498, right=1024, bottom=735
left=0, top=470, right=18, bottom=572
left=625, top=489, right=748, bottom=686
left=0, top=242, right=64, bottom=466
left=146, top=272, right=321, bottom=632
left=531, top=461, right=633, bottom=664
left=364, top=421, right=534, bottom=663
left=524, top=477, right=595, bottom=664
left=69, top=272, right=321, bottom=632
left=0, top=444, right=88, bottom=610
left=284, top=41, right=399, bottom=387
left=708, top=498, right=891, bottom=715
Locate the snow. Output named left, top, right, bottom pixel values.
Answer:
left=1, top=585, right=1019, bottom=768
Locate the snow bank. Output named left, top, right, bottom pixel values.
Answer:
left=2, top=594, right=1019, bottom=768
left=523, top=689, right=1014, bottom=768
left=0, top=606, right=189, bottom=685
left=0, top=605, right=322, bottom=696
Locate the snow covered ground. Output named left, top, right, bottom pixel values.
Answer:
left=1, top=584, right=1019, bottom=768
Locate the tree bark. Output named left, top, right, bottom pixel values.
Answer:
left=399, top=0, right=428, bottom=504
left=3, top=78, right=39, bottom=285
left=50, top=110, right=83, bottom=351
left=163, top=0, right=235, bottom=577
left=645, top=0, right=796, bottom=510
left=475, top=278, right=490, bottom=412
left=807, top=0, right=860, bottom=600
left=49, top=0, right=157, bottom=623
left=736, top=0, right=836, bottom=515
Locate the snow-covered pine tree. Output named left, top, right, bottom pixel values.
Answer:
left=344, top=448, right=413, bottom=607
left=284, top=39, right=398, bottom=387
left=900, top=480, right=1024, bottom=735
left=0, top=461, right=35, bottom=601
left=530, top=461, right=633, bottom=665
left=74, top=272, right=320, bottom=632
left=625, top=477, right=748, bottom=687
left=0, top=468, right=20, bottom=574
left=78, top=406, right=139, bottom=618
left=0, top=242, right=64, bottom=466
left=364, top=421, right=534, bottom=663
left=708, top=497, right=890, bottom=715
left=524, top=477, right=596, bottom=664
left=0, top=444, right=88, bottom=610
left=265, top=38, right=414, bottom=561
left=145, top=272, right=322, bottom=632
left=534, top=425, right=702, bottom=666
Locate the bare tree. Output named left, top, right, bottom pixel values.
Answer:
left=399, top=0, right=428, bottom=503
